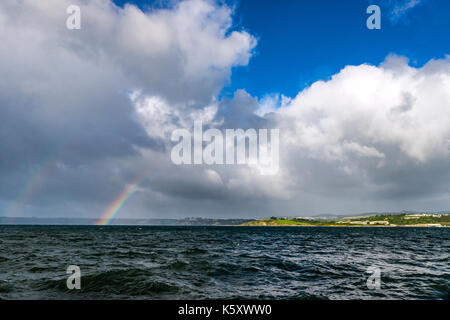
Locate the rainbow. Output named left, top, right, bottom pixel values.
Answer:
left=6, top=161, right=55, bottom=218
left=4, top=150, right=150, bottom=225
left=96, top=175, right=149, bottom=226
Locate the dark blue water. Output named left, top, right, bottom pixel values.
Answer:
left=0, top=226, right=448, bottom=299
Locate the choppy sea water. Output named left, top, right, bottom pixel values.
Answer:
left=0, top=226, right=448, bottom=300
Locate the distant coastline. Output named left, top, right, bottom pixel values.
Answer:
left=0, top=216, right=253, bottom=226
left=0, top=212, right=449, bottom=227
left=241, top=213, right=450, bottom=227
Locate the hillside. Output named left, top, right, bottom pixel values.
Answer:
left=241, top=213, right=450, bottom=227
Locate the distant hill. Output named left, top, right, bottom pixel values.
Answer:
left=241, top=213, right=450, bottom=227
left=2, top=211, right=450, bottom=226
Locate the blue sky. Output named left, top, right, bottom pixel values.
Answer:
left=114, top=0, right=450, bottom=99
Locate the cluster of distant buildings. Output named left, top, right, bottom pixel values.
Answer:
left=337, top=213, right=444, bottom=227
left=404, top=213, right=442, bottom=219
left=337, top=220, right=389, bottom=225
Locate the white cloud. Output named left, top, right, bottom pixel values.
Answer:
left=277, top=55, right=450, bottom=164
left=121, top=54, right=450, bottom=213
left=0, top=0, right=256, bottom=104
left=342, top=141, right=385, bottom=159
left=386, top=0, right=423, bottom=23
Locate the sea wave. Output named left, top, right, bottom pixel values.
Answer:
left=0, top=226, right=448, bottom=299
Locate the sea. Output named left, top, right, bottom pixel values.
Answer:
left=0, top=226, right=448, bottom=300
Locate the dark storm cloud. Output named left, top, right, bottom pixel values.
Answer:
left=0, top=0, right=257, bottom=217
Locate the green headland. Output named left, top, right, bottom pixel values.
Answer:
left=241, top=213, right=450, bottom=227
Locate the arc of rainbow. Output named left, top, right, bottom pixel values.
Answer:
left=6, top=161, right=55, bottom=218
left=96, top=174, right=150, bottom=226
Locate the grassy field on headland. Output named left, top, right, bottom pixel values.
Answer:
left=241, top=213, right=450, bottom=227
